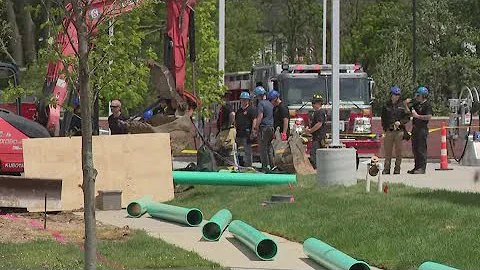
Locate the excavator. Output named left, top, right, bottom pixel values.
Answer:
left=32, top=0, right=202, bottom=153
left=0, top=0, right=202, bottom=209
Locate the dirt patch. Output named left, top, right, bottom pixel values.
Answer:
left=0, top=211, right=130, bottom=244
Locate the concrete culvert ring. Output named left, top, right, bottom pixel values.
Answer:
left=186, top=209, right=203, bottom=226
left=256, top=239, right=277, bottom=260
left=350, top=262, right=370, bottom=270
left=202, top=222, right=221, bottom=241
left=126, top=203, right=142, bottom=218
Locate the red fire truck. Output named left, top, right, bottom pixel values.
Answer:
left=249, top=63, right=381, bottom=159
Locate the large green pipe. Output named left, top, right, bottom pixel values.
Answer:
left=202, top=209, right=232, bottom=241
left=146, top=202, right=203, bottom=227
left=172, top=171, right=296, bottom=186
left=126, top=197, right=155, bottom=218
left=228, top=220, right=278, bottom=261
left=303, top=237, right=370, bottom=270
left=418, top=261, right=458, bottom=270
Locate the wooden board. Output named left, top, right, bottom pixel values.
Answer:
left=22, top=133, right=174, bottom=211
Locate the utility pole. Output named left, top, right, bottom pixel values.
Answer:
left=219, top=0, right=225, bottom=87
left=412, top=0, right=417, bottom=87
left=331, top=0, right=340, bottom=147
left=322, top=0, right=327, bottom=64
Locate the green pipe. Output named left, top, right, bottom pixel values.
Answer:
left=228, top=220, right=278, bottom=261
left=418, top=261, right=458, bottom=270
left=126, top=197, right=155, bottom=218
left=146, top=202, right=203, bottom=227
left=173, top=171, right=296, bottom=186
left=202, top=209, right=232, bottom=241
left=303, top=237, right=370, bottom=270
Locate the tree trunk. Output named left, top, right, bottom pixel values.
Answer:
left=6, top=0, right=24, bottom=66
left=19, top=0, right=37, bottom=64
left=71, top=1, right=97, bottom=269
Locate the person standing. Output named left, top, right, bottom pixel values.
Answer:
left=405, top=86, right=432, bottom=174
left=235, top=91, right=257, bottom=167
left=216, top=92, right=235, bottom=135
left=268, top=90, right=290, bottom=141
left=252, top=86, right=274, bottom=172
left=381, top=86, right=411, bottom=174
left=108, top=99, right=128, bottom=135
left=305, top=94, right=327, bottom=169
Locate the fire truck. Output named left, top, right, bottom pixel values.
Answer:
left=250, top=63, right=381, bottom=159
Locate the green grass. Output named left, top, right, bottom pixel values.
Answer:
left=170, top=175, right=480, bottom=270
left=0, top=230, right=221, bottom=269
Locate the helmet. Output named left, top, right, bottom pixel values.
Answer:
left=416, top=86, right=429, bottom=96
left=253, top=86, right=266, bottom=96
left=311, top=94, right=323, bottom=103
left=240, top=91, right=250, bottom=99
left=267, top=90, right=280, bottom=101
left=390, top=86, right=401, bottom=95
left=143, top=109, right=153, bottom=120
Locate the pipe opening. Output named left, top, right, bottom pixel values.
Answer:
left=202, top=222, right=221, bottom=241
left=126, top=203, right=142, bottom=217
left=350, top=262, right=370, bottom=270
left=256, top=239, right=277, bottom=260
left=186, top=209, right=203, bottom=226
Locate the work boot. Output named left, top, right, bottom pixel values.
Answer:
left=394, top=166, right=401, bottom=174
left=412, top=169, right=426, bottom=174
left=382, top=169, right=390, bottom=175
left=407, top=168, right=416, bottom=174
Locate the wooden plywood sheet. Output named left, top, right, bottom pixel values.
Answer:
left=22, top=133, right=174, bottom=211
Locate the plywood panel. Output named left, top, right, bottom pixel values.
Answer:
left=22, top=133, right=174, bottom=211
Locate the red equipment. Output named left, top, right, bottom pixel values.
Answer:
left=0, top=0, right=200, bottom=175
left=36, top=0, right=200, bottom=136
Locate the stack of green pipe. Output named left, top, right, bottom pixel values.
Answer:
left=146, top=201, right=203, bottom=227
left=172, top=171, right=296, bottom=186
left=418, top=261, right=458, bottom=270
left=126, top=197, right=155, bottom=218
left=202, top=209, right=232, bottom=241
left=228, top=220, right=278, bottom=261
left=303, top=237, right=370, bottom=270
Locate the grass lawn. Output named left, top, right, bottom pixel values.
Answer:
left=0, top=230, right=221, bottom=269
left=170, top=175, right=480, bottom=270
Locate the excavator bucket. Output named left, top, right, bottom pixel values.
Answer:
left=272, top=128, right=316, bottom=175
left=124, top=115, right=194, bottom=155
left=0, top=176, right=62, bottom=211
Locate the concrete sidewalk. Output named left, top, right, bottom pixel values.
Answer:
left=90, top=210, right=381, bottom=270
left=357, top=159, right=480, bottom=193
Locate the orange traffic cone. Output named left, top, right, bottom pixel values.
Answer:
left=436, top=122, right=453, bottom=171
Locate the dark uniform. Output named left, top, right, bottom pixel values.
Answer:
left=381, top=100, right=410, bottom=174
left=217, top=103, right=233, bottom=134
left=309, top=109, right=328, bottom=169
left=235, top=105, right=257, bottom=167
left=108, top=113, right=128, bottom=134
left=410, top=100, right=432, bottom=172
left=273, top=101, right=290, bottom=136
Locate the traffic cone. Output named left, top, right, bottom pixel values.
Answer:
left=436, top=122, right=453, bottom=171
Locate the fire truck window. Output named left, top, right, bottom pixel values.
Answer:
left=282, top=77, right=327, bottom=105
left=326, top=77, right=369, bottom=104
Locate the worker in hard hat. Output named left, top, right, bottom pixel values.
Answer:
left=305, top=94, right=327, bottom=169
left=381, top=86, right=411, bottom=174
left=268, top=90, right=290, bottom=141
left=252, top=86, right=274, bottom=172
left=405, top=86, right=432, bottom=174
left=235, top=91, right=257, bottom=167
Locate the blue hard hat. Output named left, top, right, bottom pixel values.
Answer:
left=253, top=86, right=266, bottom=96
left=240, top=91, right=250, bottom=99
left=143, top=109, right=153, bottom=120
left=267, top=90, right=280, bottom=100
left=390, top=86, right=401, bottom=95
left=416, top=86, right=429, bottom=96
